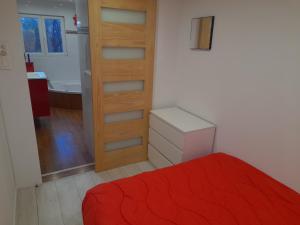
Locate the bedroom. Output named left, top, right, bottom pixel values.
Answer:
left=0, top=0, right=299, bottom=225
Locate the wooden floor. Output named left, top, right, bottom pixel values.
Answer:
left=16, top=161, right=155, bottom=225
left=35, top=107, right=93, bottom=175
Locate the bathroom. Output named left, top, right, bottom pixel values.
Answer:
left=17, top=0, right=94, bottom=178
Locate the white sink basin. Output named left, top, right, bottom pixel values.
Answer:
left=26, top=72, right=47, bottom=80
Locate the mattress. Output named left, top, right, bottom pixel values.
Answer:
left=82, top=153, right=300, bottom=225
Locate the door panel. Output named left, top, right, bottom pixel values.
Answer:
left=103, top=91, right=145, bottom=113
left=89, top=0, right=156, bottom=171
left=101, top=0, right=148, bottom=11
left=102, top=23, right=146, bottom=47
left=103, top=119, right=145, bottom=143
left=102, top=60, right=146, bottom=82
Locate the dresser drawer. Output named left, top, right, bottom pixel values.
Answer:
left=150, top=114, right=184, bottom=149
left=149, top=128, right=182, bottom=164
left=149, top=107, right=216, bottom=167
left=148, top=144, right=173, bottom=169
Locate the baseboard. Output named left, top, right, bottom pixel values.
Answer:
left=42, top=163, right=95, bottom=182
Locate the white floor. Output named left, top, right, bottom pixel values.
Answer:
left=16, top=161, right=155, bottom=225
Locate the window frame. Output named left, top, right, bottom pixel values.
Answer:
left=19, top=13, right=67, bottom=56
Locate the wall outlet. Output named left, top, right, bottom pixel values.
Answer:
left=0, top=42, right=11, bottom=70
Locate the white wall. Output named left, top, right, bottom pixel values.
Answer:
left=75, top=0, right=89, bottom=28
left=152, top=0, right=183, bottom=108
left=169, top=0, right=300, bottom=191
left=0, top=0, right=42, bottom=188
left=0, top=104, right=16, bottom=225
left=17, top=0, right=81, bottom=83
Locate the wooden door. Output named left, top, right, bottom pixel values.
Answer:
left=88, top=0, right=156, bottom=171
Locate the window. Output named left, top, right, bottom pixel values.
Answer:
left=44, top=17, right=64, bottom=53
left=20, top=16, right=43, bottom=53
left=19, top=14, right=66, bottom=55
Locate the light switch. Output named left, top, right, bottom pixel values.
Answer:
left=0, top=42, right=11, bottom=70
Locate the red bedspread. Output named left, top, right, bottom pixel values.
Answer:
left=82, top=153, right=300, bottom=225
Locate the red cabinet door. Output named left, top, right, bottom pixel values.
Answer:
left=28, top=79, right=50, bottom=117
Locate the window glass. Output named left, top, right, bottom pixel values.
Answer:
left=101, top=8, right=146, bottom=24
left=105, top=110, right=144, bottom=124
left=102, top=47, right=145, bottom=59
left=20, top=17, right=42, bottom=53
left=104, top=81, right=144, bottom=93
left=105, top=137, right=143, bottom=151
left=44, top=18, right=64, bottom=53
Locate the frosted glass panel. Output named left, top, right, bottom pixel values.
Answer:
left=102, top=48, right=145, bottom=59
left=105, top=137, right=143, bottom=151
left=105, top=110, right=144, bottom=123
left=101, top=8, right=146, bottom=24
left=104, top=81, right=144, bottom=93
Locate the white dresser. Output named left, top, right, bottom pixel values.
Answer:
left=148, top=107, right=216, bottom=168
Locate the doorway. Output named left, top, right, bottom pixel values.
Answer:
left=16, top=0, right=157, bottom=180
left=17, top=0, right=94, bottom=179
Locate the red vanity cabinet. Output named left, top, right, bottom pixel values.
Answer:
left=27, top=72, right=50, bottom=118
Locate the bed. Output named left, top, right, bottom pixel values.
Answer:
left=82, top=153, right=300, bottom=225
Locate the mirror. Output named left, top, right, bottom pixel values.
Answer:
left=190, top=16, right=215, bottom=50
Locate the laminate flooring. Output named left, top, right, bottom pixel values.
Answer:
left=16, top=161, right=155, bottom=225
left=35, top=108, right=93, bottom=175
